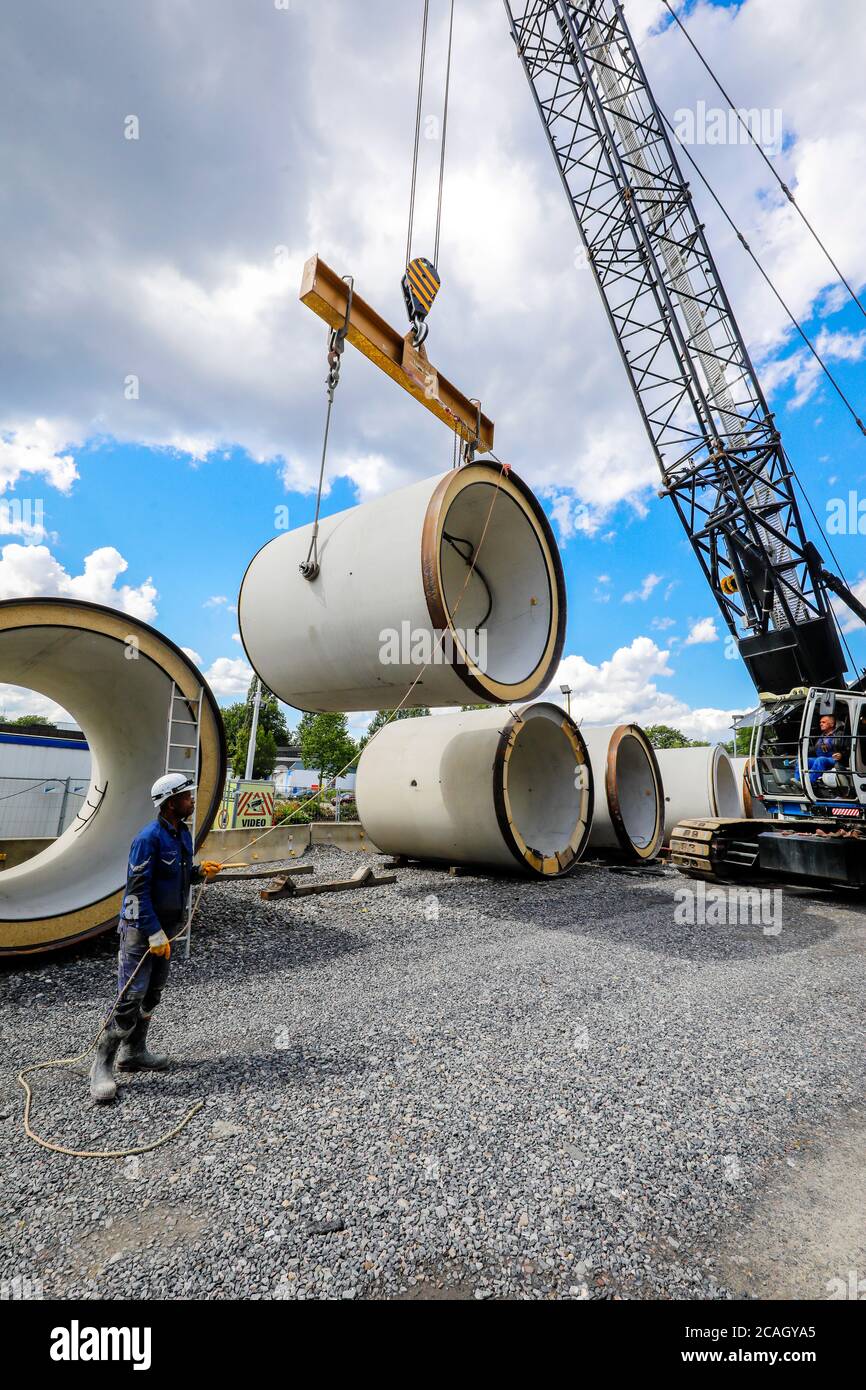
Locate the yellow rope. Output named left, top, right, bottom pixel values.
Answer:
left=17, top=891, right=205, bottom=1160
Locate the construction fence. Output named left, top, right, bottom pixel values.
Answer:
left=0, top=776, right=88, bottom=839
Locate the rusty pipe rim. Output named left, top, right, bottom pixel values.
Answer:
left=604, top=723, right=664, bottom=861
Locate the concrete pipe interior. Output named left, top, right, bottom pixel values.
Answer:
left=714, top=748, right=742, bottom=819
left=503, top=707, right=588, bottom=866
left=438, top=482, right=552, bottom=685
left=0, top=599, right=226, bottom=956
left=610, top=727, right=663, bottom=857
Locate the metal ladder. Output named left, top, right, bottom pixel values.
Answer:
left=164, top=683, right=203, bottom=959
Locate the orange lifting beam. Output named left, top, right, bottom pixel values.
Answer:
left=299, top=254, right=495, bottom=454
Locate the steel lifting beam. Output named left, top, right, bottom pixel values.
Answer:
left=300, top=254, right=494, bottom=454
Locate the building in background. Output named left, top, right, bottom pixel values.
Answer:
left=271, top=740, right=356, bottom=798
left=0, top=722, right=91, bottom=838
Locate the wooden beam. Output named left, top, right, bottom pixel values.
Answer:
left=299, top=254, right=495, bottom=453
left=261, top=863, right=397, bottom=900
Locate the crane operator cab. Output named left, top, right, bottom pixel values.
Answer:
left=749, top=688, right=866, bottom=824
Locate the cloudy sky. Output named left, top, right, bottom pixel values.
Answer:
left=1, top=0, right=865, bottom=742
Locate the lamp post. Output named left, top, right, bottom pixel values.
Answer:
left=559, top=683, right=572, bottom=718
left=245, top=677, right=262, bottom=780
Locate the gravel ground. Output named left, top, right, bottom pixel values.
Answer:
left=2, top=847, right=865, bottom=1301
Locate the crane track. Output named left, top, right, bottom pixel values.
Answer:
left=669, top=816, right=862, bottom=883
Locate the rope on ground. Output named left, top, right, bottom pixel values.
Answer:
left=17, top=888, right=206, bottom=1160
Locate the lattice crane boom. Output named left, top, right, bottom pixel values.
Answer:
left=505, top=0, right=855, bottom=694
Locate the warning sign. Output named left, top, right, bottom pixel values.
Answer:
left=219, top=780, right=275, bottom=831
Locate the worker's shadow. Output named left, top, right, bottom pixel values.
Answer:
left=136, top=1043, right=369, bottom=1102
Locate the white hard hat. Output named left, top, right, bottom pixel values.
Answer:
left=151, top=772, right=197, bottom=809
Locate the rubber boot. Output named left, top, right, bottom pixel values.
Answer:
left=89, top=1025, right=130, bottom=1103
left=117, top=1014, right=170, bottom=1072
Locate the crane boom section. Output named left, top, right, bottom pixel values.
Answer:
left=505, top=0, right=847, bottom=693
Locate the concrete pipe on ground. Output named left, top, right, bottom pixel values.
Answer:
left=731, top=755, right=769, bottom=818
left=655, top=744, right=742, bottom=842
left=580, top=723, right=664, bottom=861
left=0, top=599, right=227, bottom=956
left=355, top=702, right=593, bottom=877
left=238, top=460, right=566, bottom=711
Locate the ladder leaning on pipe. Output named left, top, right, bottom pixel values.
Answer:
left=163, top=681, right=203, bottom=960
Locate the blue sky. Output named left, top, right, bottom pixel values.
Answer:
left=1, top=0, right=864, bottom=740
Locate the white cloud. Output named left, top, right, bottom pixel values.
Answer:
left=685, top=616, right=720, bottom=646
left=761, top=328, right=866, bottom=410
left=0, top=420, right=78, bottom=495
left=0, top=543, right=157, bottom=620
left=0, top=0, right=863, bottom=535
left=835, top=576, right=866, bottom=635
left=204, top=655, right=253, bottom=699
left=204, top=595, right=228, bottom=608
left=548, top=635, right=743, bottom=742
left=623, top=572, right=663, bottom=603
left=652, top=615, right=676, bottom=631
left=181, top=647, right=203, bottom=666
left=0, top=684, right=74, bottom=724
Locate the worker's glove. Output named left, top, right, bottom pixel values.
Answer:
left=148, top=928, right=171, bottom=958
left=199, top=860, right=223, bottom=880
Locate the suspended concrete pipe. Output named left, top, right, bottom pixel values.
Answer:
left=580, top=723, right=665, bottom=861
left=0, top=598, right=227, bottom=957
left=654, top=744, right=742, bottom=843
left=355, top=702, right=594, bottom=877
left=238, top=461, right=566, bottom=712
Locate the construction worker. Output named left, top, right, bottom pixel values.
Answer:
left=809, top=713, right=845, bottom=775
left=89, top=772, right=222, bottom=1103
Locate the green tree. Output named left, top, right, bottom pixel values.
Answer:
left=232, top=725, right=279, bottom=779
left=359, top=706, right=430, bottom=750
left=8, top=714, right=54, bottom=728
left=644, top=724, right=709, bottom=750
left=298, top=712, right=358, bottom=785
left=221, top=677, right=291, bottom=774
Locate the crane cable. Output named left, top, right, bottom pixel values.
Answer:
left=405, top=0, right=431, bottom=271
left=434, top=0, right=456, bottom=269
left=660, top=111, right=866, bottom=439
left=406, top=0, right=457, bottom=272
left=658, top=112, right=863, bottom=664
left=660, top=0, right=866, bottom=324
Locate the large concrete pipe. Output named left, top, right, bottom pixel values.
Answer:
left=732, top=755, right=769, bottom=818
left=0, top=598, right=227, bottom=956
left=238, top=460, right=566, bottom=711
left=654, top=744, right=742, bottom=842
left=580, top=723, right=664, bottom=861
left=355, top=702, right=593, bottom=877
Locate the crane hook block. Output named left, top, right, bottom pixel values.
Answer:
left=402, top=257, right=441, bottom=344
